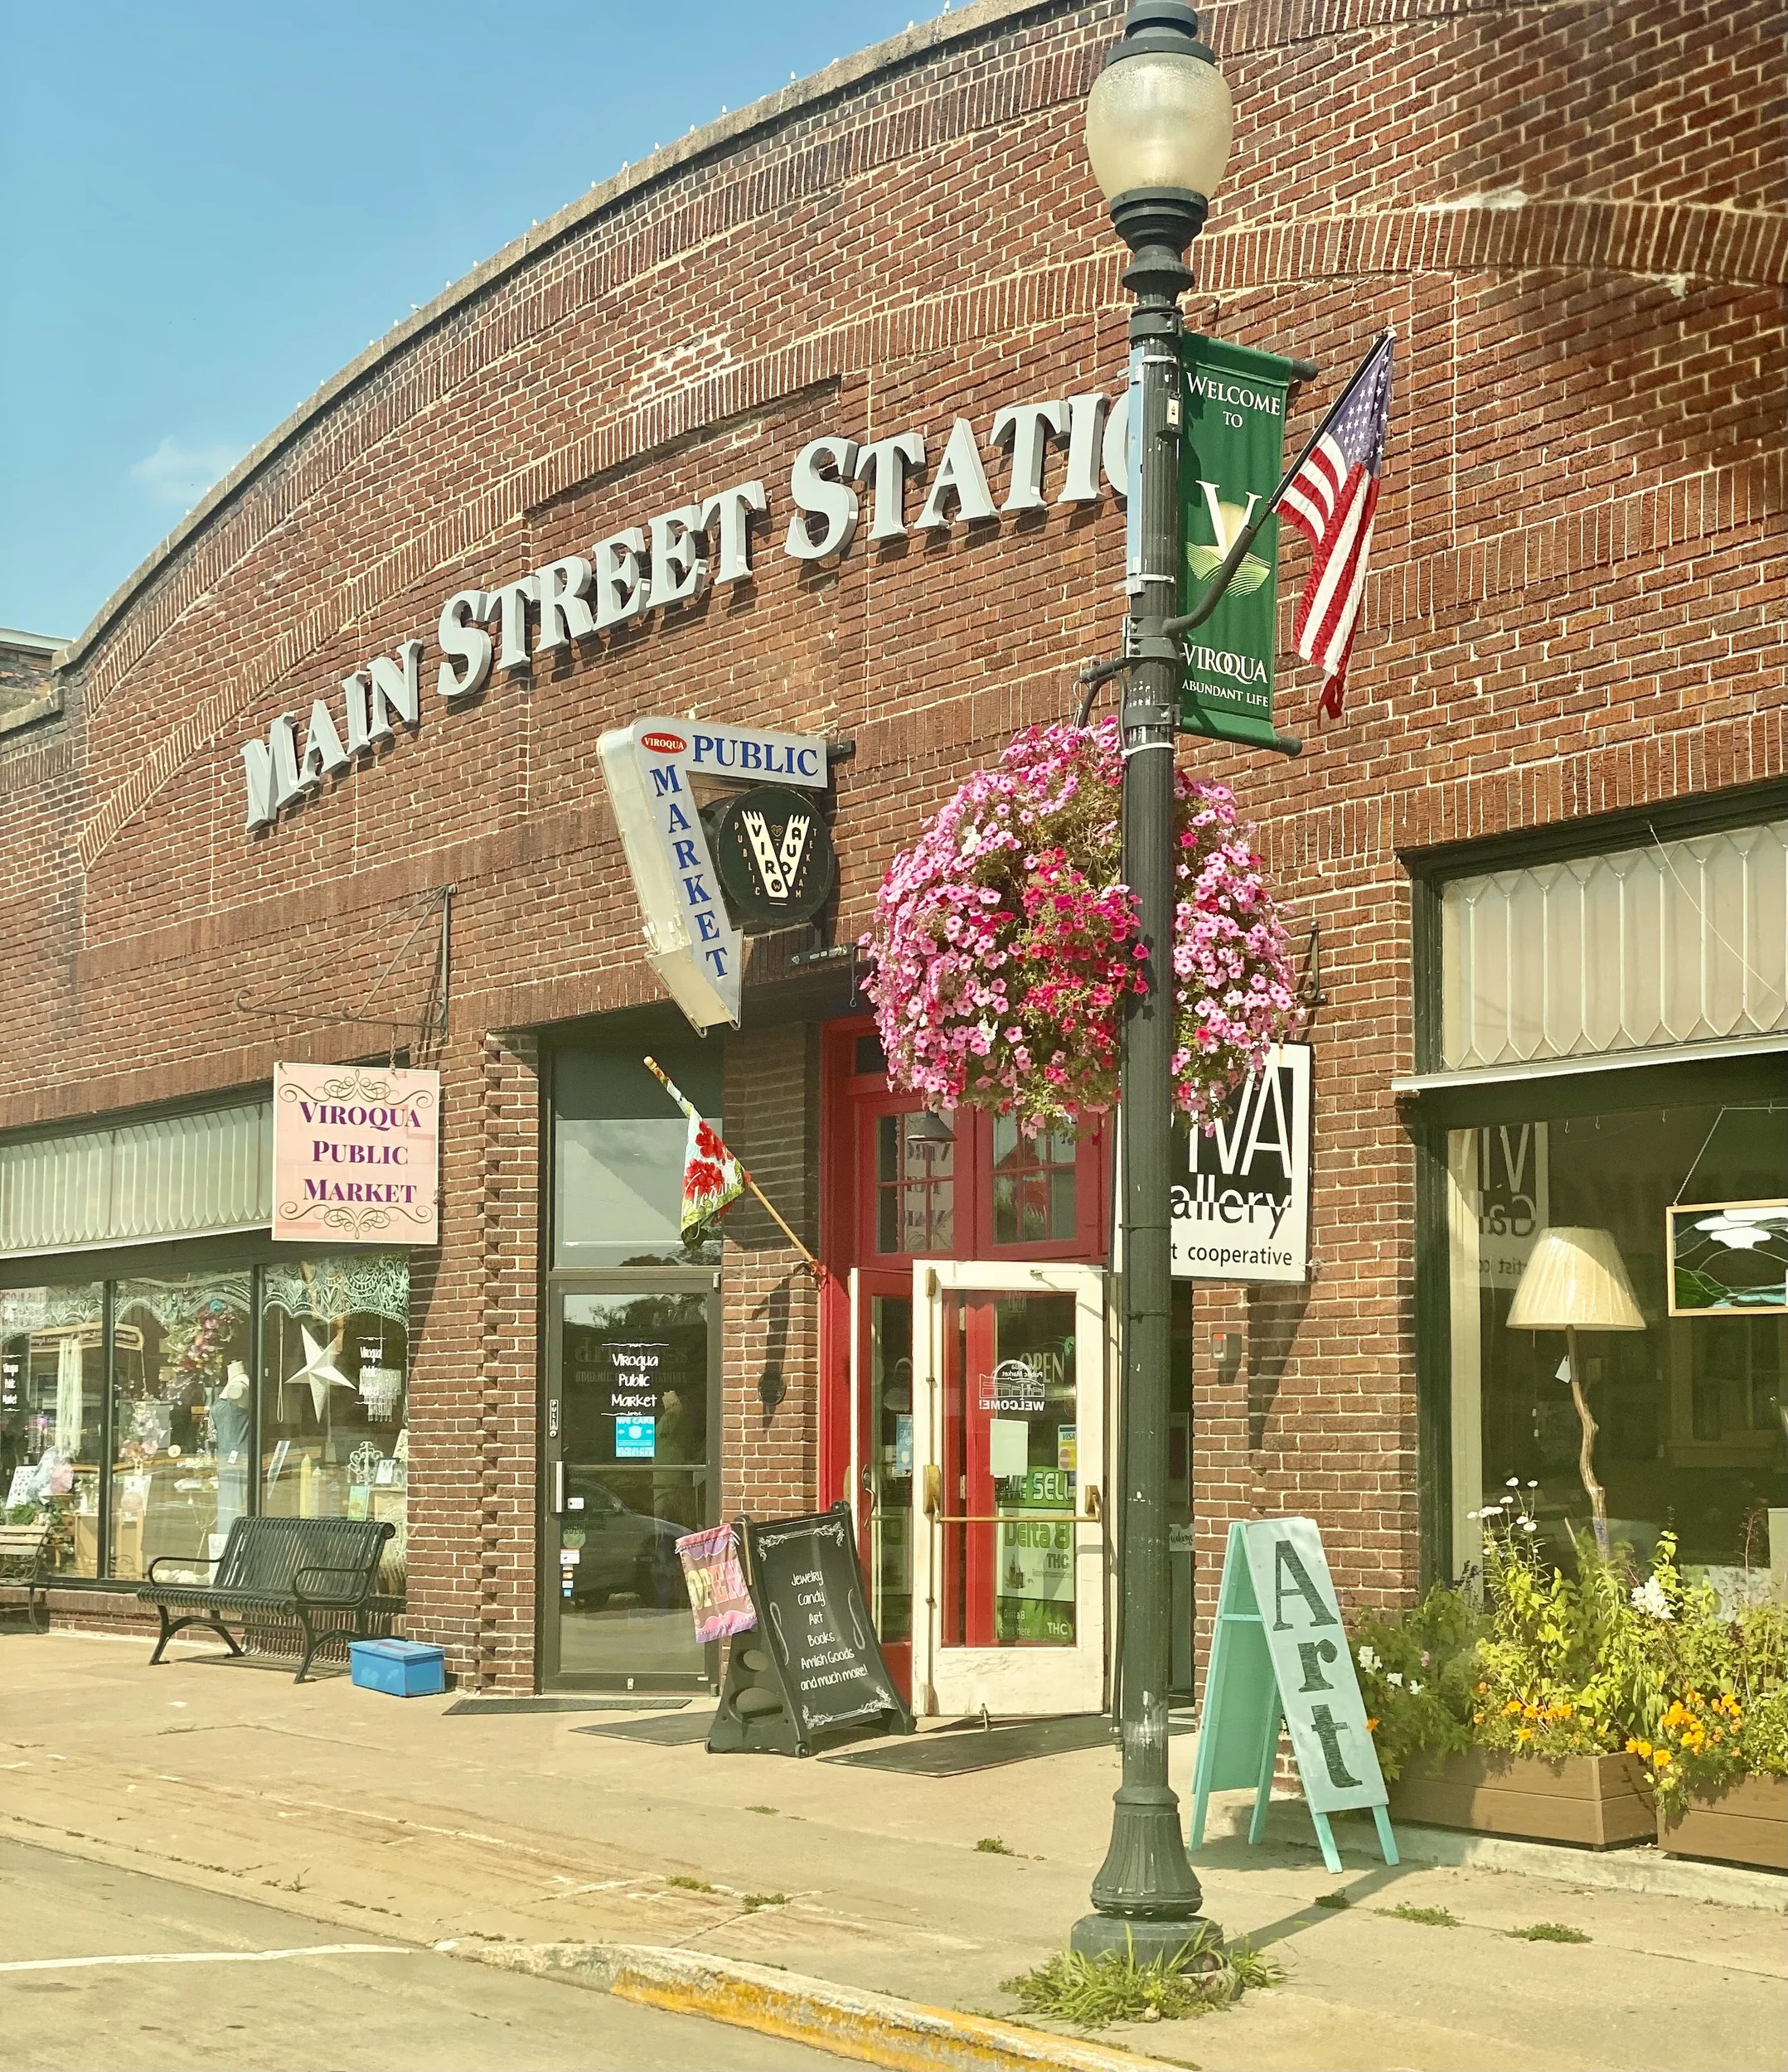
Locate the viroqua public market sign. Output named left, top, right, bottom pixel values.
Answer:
left=237, top=387, right=1143, bottom=833
left=271, top=1063, right=441, bottom=1245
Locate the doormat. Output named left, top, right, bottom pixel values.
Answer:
left=821, top=1712, right=1185, bottom=1776
left=571, top=1711, right=717, bottom=1745
left=444, top=1697, right=693, bottom=1716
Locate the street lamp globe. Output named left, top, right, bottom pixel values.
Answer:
left=1084, top=1, right=1233, bottom=253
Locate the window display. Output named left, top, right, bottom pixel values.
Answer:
left=111, top=1275, right=252, bottom=1581
left=0, top=1285, right=104, bottom=1577
left=259, top=1254, right=409, bottom=1591
left=1448, top=1101, right=1787, bottom=1591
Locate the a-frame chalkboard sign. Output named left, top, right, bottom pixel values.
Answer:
left=707, top=1503, right=913, bottom=1757
left=1188, top=1518, right=1399, bottom=1873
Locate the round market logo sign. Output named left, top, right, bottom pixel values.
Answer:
left=705, top=784, right=836, bottom=930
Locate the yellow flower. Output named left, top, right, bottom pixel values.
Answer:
left=1654, top=1750, right=1673, bottom=1768
left=1366, top=1716, right=1379, bottom=1732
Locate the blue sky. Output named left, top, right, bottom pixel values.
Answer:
left=0, top=2, right=935, bottom=642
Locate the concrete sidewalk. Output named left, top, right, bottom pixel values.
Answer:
left=2, top=1629, right=1783, bottom=2071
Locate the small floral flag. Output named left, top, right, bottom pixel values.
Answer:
left=643, top=1057, right=746, bottom=1238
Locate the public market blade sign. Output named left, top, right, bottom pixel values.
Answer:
left=272, top=1064, right=440, bottom=1245
left=1177, top=339, right=1298, bottom=749
left=1188, top=1518, right=1398, bottom=1875
left=597, top=719, right=830, bottom=1031
left=1171, top=1043, right=1311, bottom=1284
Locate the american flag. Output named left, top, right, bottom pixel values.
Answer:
left=1275, top=332, right=1394, bottom=720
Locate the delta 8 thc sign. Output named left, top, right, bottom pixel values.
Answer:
left=597, top=718, right=831, bottom=1029
left=272, top=1063, right=440, bottom=1245
left=1177, top=338, right=1298, bottom=750
left=1172, top=1043, right=1312, bottom=1285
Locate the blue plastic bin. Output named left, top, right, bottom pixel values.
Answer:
left=350, top=1638, right=447, bottom=1697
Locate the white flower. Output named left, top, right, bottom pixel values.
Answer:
left=1357, top=1644, right=1379, bottom=1672
left=1386, top=1671, right=1404, bottom=1689
left=1506, top=1477, right=1520, bottom=1488
left=1519, top=1519, right=1538, bottom=1533
left=1631, top=1577, right=1674, bottom=1621
left=1408, top=1680, right=1424, bottom=1696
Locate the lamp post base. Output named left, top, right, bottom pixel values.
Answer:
left=1068, top=1914, right=1225, bottom=1967
left=1070, top=1781, right=1220, bottom=1963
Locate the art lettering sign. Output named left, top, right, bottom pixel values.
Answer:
left=707, top=1503, right=913, bottom=1757
left=238, top=387, right=1136, bottom=835
left=705, top=785, right=837, bottom=930
left=1176, top=339, right=1298, bottom=750
left=597, top=719, right=831, bottom=1029
left=1189, top=1517, right=1398, bottom=1874
left=272, top=1063, right=439, bottom=1245
left=1171, top=1043, right=1311, bottom=1284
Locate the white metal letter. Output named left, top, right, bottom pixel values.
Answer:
left=853, top=433, right=926, bottom=541
left=436, top=589, right=493, bottom=700
left=297, top=698, right=350, bottom=790
left=486, top=576, right=538, bottom=670
left=649, top=507, right=707, bottom=608
left=990, top=400, right=1068, bottom=511
left=783, top=436, right=860, bottom=560
left=913, top=416, right=998, bottom=530
left=241, top=716, right=303, bottom=830
left=592, top=528, right=649, bottom=629
left=535, top=558, right=595, bottom=651
left=699, top=481, right=767, bottom=586
left=1059, top=392, right=1110, bottom=504
left=366, top=639, right=424, bottom=740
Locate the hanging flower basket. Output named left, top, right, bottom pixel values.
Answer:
left=860, top=719, right=1303, bottom=1132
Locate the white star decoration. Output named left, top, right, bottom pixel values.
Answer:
left=282, top=1326, right=355, bottom=1422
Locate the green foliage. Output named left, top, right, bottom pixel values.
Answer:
left=666, top=1875, right=713, bottom=1892
left=1001, top=1927, right=1281, bottom=2029
left=1311, top=1891, right=1350, bottom=1910
left=1508, top=1922, right=1590, bottom=1944
left=1618, top=1532, right=1788, bottom=1818
left=1349, top=1582, right=1480, bottom=1779
left=741, top=1891, right=787, bottom=1911
left=974, top=1836, right=1014, bottom=1855
left=1379, top=1904, right=1460, bottom=1928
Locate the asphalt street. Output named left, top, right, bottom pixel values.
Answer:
left=0, top=1837, right=860, bottom=2072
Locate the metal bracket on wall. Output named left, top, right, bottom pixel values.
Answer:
left=1297, top=918, right=1328, bottom=1017
left=233, top=884, right=454, bottom=1058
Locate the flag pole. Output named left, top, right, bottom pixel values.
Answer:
left=1162, top=327, right=1393, bottom=640
left=642, top=1056, right=825, bottom=1279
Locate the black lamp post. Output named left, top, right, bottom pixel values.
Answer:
left=1071, top=0, right=1233, bottom=1963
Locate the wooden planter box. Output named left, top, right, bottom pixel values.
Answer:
left=1657, top=1775, right=1788, bottom=1872
left=1388, top=1748, right=1654, bottom=1848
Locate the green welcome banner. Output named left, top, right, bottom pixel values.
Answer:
left=1177, top=337, right=1297, bottom=748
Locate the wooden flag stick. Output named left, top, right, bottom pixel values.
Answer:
left=643, top=1054, right=824, bottom=1279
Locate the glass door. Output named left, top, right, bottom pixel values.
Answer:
left=848, top=1268, right=916, bottom=1698
left=541, top=1274, right=718, bottom=1689
left=909, top=1261, right=1110, bottom=1717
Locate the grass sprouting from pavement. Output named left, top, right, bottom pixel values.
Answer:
left=1312, top=1891, right=1350, bottom=1909
left=1379, top=1904, right=1461, bottom=1928
left=666, top=1876, right=714, bottom=1892
left=1509, top=1921, right=1591, bottom=1943
left=975, top=1837, right=1015, bottom=1854
left=1002, top=1927, right=1282, bottom=2029
left=742, top=1891, right=788, bottom=1912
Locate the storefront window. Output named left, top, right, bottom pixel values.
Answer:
left=555, top=1042, right=721, bottom=1267
left=991, top=1116, right=1076, bottom=1246
left=111, top=1273, right=252, bottom=1583
left=876, top=1112, right=956, bottom=1253
left=1, top=1285, right=104, bottom=1577
left=259, top=1255, right=409, bottom=1588
left=1447, top=1101, right=1787, bottom=1590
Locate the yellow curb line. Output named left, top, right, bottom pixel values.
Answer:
left=462, top=1940, right=1183, bottom=2072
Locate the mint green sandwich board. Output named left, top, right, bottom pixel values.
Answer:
left=1188, top=1518, right=1398, bottom=1874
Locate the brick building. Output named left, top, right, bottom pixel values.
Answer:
left=2, top=0, right=1782, bottom=1703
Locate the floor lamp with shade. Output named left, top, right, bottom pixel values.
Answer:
left=1506, top=1227, right=1647, bottom=1556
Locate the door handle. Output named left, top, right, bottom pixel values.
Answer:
left=552, top=1460, right=565, bottom=1514
left=922, top=1464, right=942, bottom=1518
left=1083, top=1484, right=1102, bottom=1522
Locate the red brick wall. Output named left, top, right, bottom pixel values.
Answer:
left=1, top=0, right=1780, bottom=1690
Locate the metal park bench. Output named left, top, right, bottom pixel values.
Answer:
left=138, top=1514, right=395, bottom=1682
left=0, top=1519, right=54, bottom=1631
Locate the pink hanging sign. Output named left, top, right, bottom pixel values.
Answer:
left=675, top=1523, right=757, bottom=1643
left=272, top=1063, right=440, bottom=1246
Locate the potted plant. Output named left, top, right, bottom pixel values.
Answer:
left=860, top=718, right=1303, bottom=1132
left=1361, top=1485, right=1655, bottom=1847
left=1623, top=1537, right=1787, bottom=1872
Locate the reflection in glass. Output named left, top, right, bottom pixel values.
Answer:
left=1448, top=1102, right=1787, bottom=1589
left=876, top=1112, right=955, bottom=1254
left=943, top=1290, right=1078, bottom=1649
left=557, top=1290, right=709, bottom=1680
left=992, top=1116, right=1078, bottom=1245
left=112, top=1274, right=252, bottom=1582
left=868, top=1295, right=913, bottom=1644
left=555, top=1043, right=721, bottom=1268
left=0, top=1285, right=104, bottom=1577
left=259, top=1255, right=409, bottom=1593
